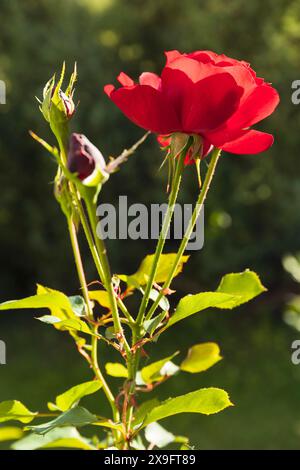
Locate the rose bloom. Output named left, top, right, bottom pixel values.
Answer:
left=104, top=50, right=279, bottom=157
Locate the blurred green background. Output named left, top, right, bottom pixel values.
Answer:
left=1, top=0, right=300, bottom=450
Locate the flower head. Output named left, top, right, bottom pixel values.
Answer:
left=68, top=133, right=109, bottom=187
left=105, top=50, right=279, bottom=155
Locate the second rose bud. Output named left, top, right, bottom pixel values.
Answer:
left=68, top=133, right=109, bottom=187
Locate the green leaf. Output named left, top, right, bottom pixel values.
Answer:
left=141, top=353, right=179, bottom=384
left=48, top=381, right=102, bottom=412
left=69, top=295, right=85, bottom=316
left=88, top=290, right=111, bottom=310
left=26, top=407, right=97, bottom=435
left=105, top=362, right=128, bottom=378
left=0, top=285, right=75, bottom=322
left=11, top=426, right=96, bottom=450
left=0, top=401, right=37, bottom=424
left=0, top=292, right=70, bottom=314
left=180, top=442, right=191, bottom=450
left=92, top=419, right=124, bottom=432
left=105, top=326, right=115, bottom=340
left=118, top=253, right=189, bottom=290
left=133, top=399, right=160, bottom=426
left=0, top=427, right=23, bottom=442
left=147, top=289, right=170, bottom=311
left=145, top=422, right=175, bottom=449
left=36, top=315, right=61, bottom=324
left=37, top=316, right=94, bottom=336
left=141, top=388, right=233, bottom=427
left=168, top=270, right=266, bottom=327
left=216, top=270, right=267, bottom=307
left=130, top=436, right=146, bottom=450
left=180, top=343, right=222, bottom=373
left=284, top=310, right=300, bottom=331
left=143, top=311, right=166, bottom=336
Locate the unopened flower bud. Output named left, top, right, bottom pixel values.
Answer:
left=58, top=90, right=75, bottom=119
left=68, top=133, right=109, bottom=187
left=38, top=63, right=77, bottom=147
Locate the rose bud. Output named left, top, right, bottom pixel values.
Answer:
left=68, top=133, right=109, bottom=187
left=38, top=63, right=76, bottom=144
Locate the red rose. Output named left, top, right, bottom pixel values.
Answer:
left=104, top=50, right=279, bottom=155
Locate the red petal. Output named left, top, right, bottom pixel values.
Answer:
left=117, top=72, right=134, bottom=87
left=188, top=50, right=217, bottom=62
left=220, top=64, right=257, bottom=98
left=161, top=58, right=227, bottom=124
left=139, top=72, right=161, bottom=90
left=225, top=83, right=280, bottom=129
left=106, top=85, right=180, bottom=134
left=182, top=73, right=243, bottom=132
left=163, top=56, right=220, bottom=83
left=220, top=129, right=274, bottom=154
left=164, top=50, right=182, bottom=64
left=104, top=84, right=115, bottom=97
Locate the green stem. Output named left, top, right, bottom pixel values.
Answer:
left=135, top=149, right=186, bottom=329
left=58, top=135, right=132, bottom=355
left=117, top=297, right=135, bottom=325
left=74, top=191, right=106, bottom=281
left=61, top=143, right=106, bottom=279
left=59, top=140, right=121, bottom=443
left=67, top=218, right=93, bottom=319
left=67, top=217, right=119, bottom=422
left=145, top=147, right=222, bottom=321
left=85, top=199, right=132, bottom=361
left=125, top=147, right=187, bottom=443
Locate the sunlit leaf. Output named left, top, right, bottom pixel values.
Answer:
left=160, top=361, right=179, bottom=377
left=88, top=290, right=111, bottom=310
left=48, top=381, right=102, bottom=412
left=0, top=401, right=37, bottom=424
left=141, top=353, right=179, bottom=384
left=145, top=422, right=175, bottom=448
left=130, top=436, right=146, bottom=450
left=168, top=270, right=266, bottom=327
left=0, top=285, right=76, bottom=324
left=143, top=311, right=166, bottom=336
left=284, top=309, right=300, bottom=331
left=216, top=270, right=266, bottom=307
left=147, top=289, right=170, bottom=311
left=11, top=426, right=96, bottom=450
left=92, top=419, right=123, bottom=431
left=283, top=253, right=300, bottom=283
left=0, top=427, right=23, bottom=442
left=105, top=363, right=128, bottom=378
left=0, top=291, right=71, bottom=315
left=26, top=407, right=97, bottom=435
left=180, top=343, right=222, bottom=373
left=118, top=253, right=189, bottom=290
left=141, top=388, right=233, bottom=427
left=133, top=399, right=160, bottom=427
left=37, top=316, right=94, bottom=336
